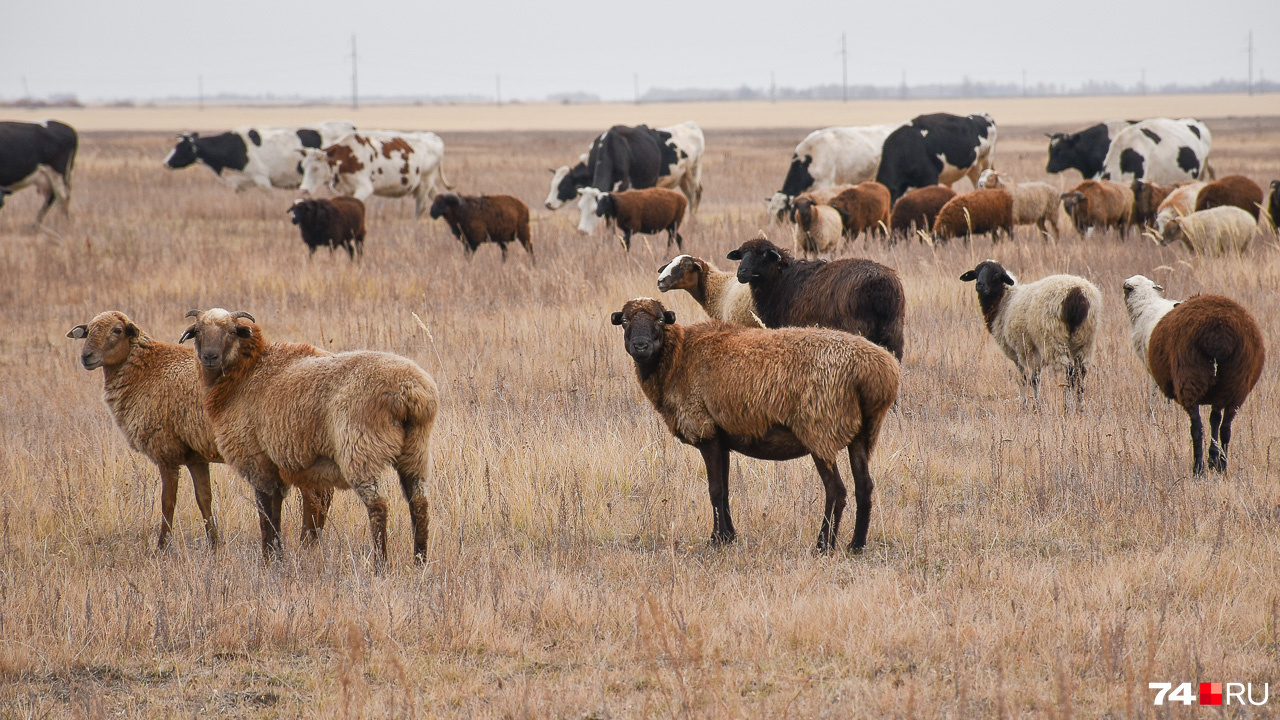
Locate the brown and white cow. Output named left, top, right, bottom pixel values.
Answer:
left=299, top=131, right=452, bottom=218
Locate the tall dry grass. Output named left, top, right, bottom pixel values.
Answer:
left=0, top=119, right=1278, bottom=718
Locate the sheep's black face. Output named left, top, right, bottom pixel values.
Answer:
left=596, top=194, right=617, bottom=218
left=429, top=194, right=460, bottom=220
left=959, top=260, right=1015, bottom=297
left=611, top=298, right=675, bottom=366
left=1061, top=192, right=1085, bottom=217
left=729, top=238, right=786, bottom=285
left=67, top=311, right=138, bottom=371
left=289, top=201, right=313, bottom=226
left=165, top=135, right=199, bottom=169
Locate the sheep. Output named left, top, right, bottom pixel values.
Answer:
left=790, top=194, right=844, bottom=254
left=577, top=186, right=686, bottom=251
left=959, top=260, right=1102, bottom=406
left=1142, top=293, right=1265, bottom=475
left=656, top=254, right=762, bottom=327
left=769, top=183, right=854, bottom=223
left=1195, top=174, right=1264, bottom=220
left=1154, top=182, right=1206, bottom=232
left=1121, top=275, right=1180, bottom=414
left=977, top=169, right=1060, bottom=239
left=610, top=297, right=899, bottom=551
left=889, top=185, right=955, bottom=240
left=1268, top=179, right=1279, bottom=233
left=179, top=308, right=438, bottom=563
left=1160, top=206, right=1257, bottom=255
left=1129, top=180, right=1178, bottom=229
left=288, top=197, right=366, bottom=259
left=727, top=234, right=905, bottom=360
left=428, top=192, right=533, bottom=262
left=1061, top=180, right=1133, bottom=237
left=931, top=188, right=1014, bottom=244
left=827, top=182, right=891, bottom=241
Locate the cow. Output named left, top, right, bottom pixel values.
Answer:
left=544, top=121, right=705, bottom=213
left=1045, top=120, right=1136, bottom=179
left=875, top=113, right=997, bottom=203
left=766, top=122, right=905, bottom=221
left=1099, top=118, right=1213, bottom=185
left=164, top=121, right=355, bottom=191
left=299, top=131, right=452, bottom=218
left=0, top=120, right=78, bottom=225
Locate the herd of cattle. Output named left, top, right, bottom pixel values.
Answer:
left=0, top=111, right=1274, bottom=560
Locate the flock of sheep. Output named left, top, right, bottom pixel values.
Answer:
left=52, top=111, right=1274, bottom=563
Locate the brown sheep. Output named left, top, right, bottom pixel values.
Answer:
left=728, top=234, right=906, bottom=360
left=1061, top=179, right=1133, bottom=237
left=180, top=309, right=438, bottom=564
left=428, top=192, right=533, bottom=261
left=1129, top=180, right=1178, bottom=228
left=932, top=188, right=1014, bottom=243
left=610, top=298, right=899, bottom=551
left=288, top=197, right=366, bottom=259
left=889, top=185, right=955, bottom=240
left=577, top=186, right=686, bottom=251
left=1195, top=175, right=1264, bottom=220
left=791, top=194, right=844, bottom=254
left=67, top=311, right=332, bottom=549
left=1269, top=179, right=1280, bottom=234
left=827, top=181, right=891, bottom=241
left=1146, top=294, right=1265, bottom=475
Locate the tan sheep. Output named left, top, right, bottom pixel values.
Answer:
left=977, top=169, right=1060, bottom=239
left=1160, top=206, right=1257, bottom=255
left=180, top=309, right=438, bottom=564
left=656, top=254, right=762, bottom=327
left=1154, top=182, right=1206, bottom=232
left=790, top=194, right=844, bottom=254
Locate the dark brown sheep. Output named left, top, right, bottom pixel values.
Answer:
left=889, top=185, right=956, bottom=240
left=579, top=187, right=687, bottom=251
left=727, top=234, right=906, bottom=360
left=1130, top=180, right=1177, bottom=228
left=610, top=298, right=899, bottom=551
left=1146, top=294, right=1265, bottom=475
left=932, top=188, right=1013, bottom=243
left=827, top=181, right=891, bottom=241
left=428, top=192, right=533, bottom=261
left=1061, top=180, right=1133, bottom=237
left=1195, top=175, right=1264, bottom=220
left=288, top=196, right=366, bottom=259
left=1269, top=179, right=1280, bottom=233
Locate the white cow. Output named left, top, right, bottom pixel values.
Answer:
left=163, top=120, right=355, bottom=191
left=1100, top=118, right=1213, bottom=185
left=299, top=131, right=452, bottom=218
left=767, top=122, right=905, bottom=220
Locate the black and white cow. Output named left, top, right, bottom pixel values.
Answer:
left=1045, top=120, right=1136, bottom=179
left=0, top=120, right=78, bottom=224
left=874, top=113, right=997, bottom=202
left=767, top=122, right=904, bottom=220
left=1100, top=118, right=1213, bottom=184
left=545, top=121, right=704, bottom=213
left=164, top=120, right=355, bottom=190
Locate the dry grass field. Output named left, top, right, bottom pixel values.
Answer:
left=1, top=114, right=1280, bottom=718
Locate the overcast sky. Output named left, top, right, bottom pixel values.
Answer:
left=4, top=0, right=1278, bottom=102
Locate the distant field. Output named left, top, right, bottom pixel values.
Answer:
left=6, top=93, right=1280, bottom=132
left=0, top=117, right=1279, bottom=717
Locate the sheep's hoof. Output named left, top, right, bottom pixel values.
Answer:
left=846, top=543, right=866, bottom=555
left=1192, top=460, right=1207, bottom=477
left=1208, top=446, right=1227, bottom=473
left=708, top=532, right=736, bottom=547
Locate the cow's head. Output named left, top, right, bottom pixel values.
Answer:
left=727, top=234, right=788, bottom=285
left=298, top=148, right=333, bottom=195
left=576, top=188, right=606, bottom=234
left=766, top=193, right=792, bottom=223
left=611, top=297, right=675, bottom=367
left=429, top=193, right=462, bottom=220
left=1045, top=132, right=1080, bottom=174
left=164, top=132, right=200, bottom=169
left=546, top=161, right=589, bottom=210
left=66, top=311, right=141, bottom=371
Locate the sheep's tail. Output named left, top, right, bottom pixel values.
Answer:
left=1060, top=286, right=1091, bottom=337
left=393, top=380, right=438, bottom=492
left=1194, top=318, right=1242, bottom=365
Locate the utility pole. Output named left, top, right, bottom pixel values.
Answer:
left=634, top=73, right=640, bottom=105
left=840, top=33, right=848, bottom=102
left=770, top=71, right=776, bottom=103
left=1022, top=69, right=1027, bottom=97
left=900, top=71, right=907, bottom=99
left=1248, top=30, right=1254, bottom=96
left=198, top=74, right=204, bottom=110
left=349, top=35, right=359, bottom=111
left=21, top=76, right=30, bottom=99
left=496, top=74, right=501, bottom=106
left=1141, top=67, right=1146, bottom=95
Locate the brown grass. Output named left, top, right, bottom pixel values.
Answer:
left=1, top=115, right=1279, bottom=718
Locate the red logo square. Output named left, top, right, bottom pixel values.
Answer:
left=1200, top=682, right=1223, bottom=705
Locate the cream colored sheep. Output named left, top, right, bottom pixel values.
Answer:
left=1160, top=206, right=1257, bottom=255
left=1154, top=182, right=1206, bottom=232
left=790, top=194, right=844, bottom=254
left=656, top=254, right=762, bottom=327
left=977, top=169, right=1060, bottom=238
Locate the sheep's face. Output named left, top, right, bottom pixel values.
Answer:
left=959, top=260, right=1015, bottom=303
left=429, top=193, right=461, bottom=220
left=1122, top=275, right=1165, bottom=318
left=1160, top=220, right=1184, bottom=246
left=179, top=309, right=256, bottom=374
left=611, top=298, right=675, bottom=366
left=289, top=199, right=319, bottom=227
left=67, top=311, right=139, bottom=371
left=977, top=169, right=1001, bottom=189
left=728, top=237, right=787, bottom=285
left=792, top=198, right=814, bottom=226
left=1061, top=191, right=1086, bottom=218
left=656, top=254, right=699, bottom=292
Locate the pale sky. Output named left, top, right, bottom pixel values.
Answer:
left=4, top=0, right=1278, bottom=102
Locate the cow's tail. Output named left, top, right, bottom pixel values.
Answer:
left=435, top=159, right=455, bottom=192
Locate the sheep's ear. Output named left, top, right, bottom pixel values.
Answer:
left=1000, top=273, right=1015, bottom=286
left=235, top=326, right=253, bottom=338
left=66, top=324, right=88, bottom=339
left=1172, top=301, right=1181, bottom=308
left=765, top=249, right=781, bottom=262
left=1154, top=284, right=1164, bottom=292
left=178, top=326, right=196, bottom=344
left=662, top=311, right=676, bottom=324
left=610, top=312, right=624, bottom=326
left=726, top=249, right=743, bottom=261
left=185, top=309, right=201, bottom=319
left=959, top=270, right=977, bottom=282
left=124, top=322, right=139, bottom=337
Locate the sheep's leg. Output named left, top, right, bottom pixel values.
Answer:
left=353, top=483, right=390, bottom=565
left=157, top=464, right=181, bottom=550
left=254, top=487, right=286, bottom=560
left=1065, top=361, right=1086, bottom=410
left=1216, top=407, right=1237, bottom=474
left=1208, top=408, right=1227, bottom=473
left=813, top=457, right=847, bottom=552
left=623, top=230, right=633, bottom=251
left=397, top=472, right=431, bottom=562
left=847, top=443, right=874, bottom=552
left=188, top=462, right=219, bottom=548
left=499, top=242, right=509, bottom=262
left=299, top=488, right=334, bottom=545
left=1187, top=406, right=1206, bottom=476
left=697, top=439, right=735, bottom=544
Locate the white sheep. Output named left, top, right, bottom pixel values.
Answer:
left=790, top=194, right=844, bottom=255
left=1121, top=275, right=1179, bottom=363
left=1154, top=182, right=1205, bottom=232
left=656, top=254, right=762, bottom=327
left=977, top=169, right=1060, bottom=239
left=1160, top=206, right=1257, bottom=255
left=959, top=260, right=1102, bottom=406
